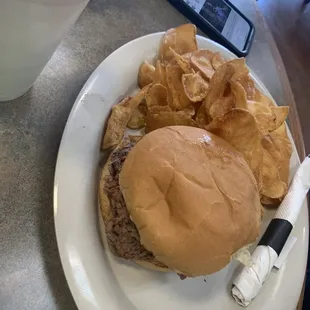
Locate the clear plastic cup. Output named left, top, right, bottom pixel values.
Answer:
left=0, top=0, right=89, bottom=101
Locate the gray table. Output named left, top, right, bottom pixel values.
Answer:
left=0, top=1, right=305, bottom=309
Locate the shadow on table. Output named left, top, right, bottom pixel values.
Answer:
left=36, top=115, right=78, bottom=310
left=38, top=210, right=78, bottom=310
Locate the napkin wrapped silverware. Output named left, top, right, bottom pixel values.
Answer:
left=232, top=155, right=310, bottom=307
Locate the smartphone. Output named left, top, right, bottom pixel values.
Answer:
left=167, top=0, right=255, bottom=57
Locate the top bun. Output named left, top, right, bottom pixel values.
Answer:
left=119, top=126, right=261, bottom=277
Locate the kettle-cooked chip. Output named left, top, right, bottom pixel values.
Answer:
left=170, top=48, right=193, bottom=73
left=237, top=74, right=256, bottom=100
left=166, top=63, right=192, bottom=110
left=208, top=95, right=235, bottom=120
left=127, top=108, right=145, bottom=129
left=153, top=61, right=174, bottom=107
left=159, top=24, right=198, bottom=64
left=190, top=49, right=215, bottom=80
left=138, top=61, right=155, bottom=88
left=206, top=108, right=262, bottom=186
left=270, top=106, right=289, bottom=131
left=146, top=83, right=168, bottom=107
left=230, top=80, right=247, bottom=109
left=153, top=60, right=166, bottom=85
left=102, top=86, right=150, bottom=150
left=179, top=105, right=196, bottom=117
left=256, top=91, right=273, bottom=107
left=148, top=105, right=172, bottom=114
left=145, top=110, right=198, bottom=133
left=204, top=62, right=235, bottom=110
left=270, top=123, right=292, bottom=188
left=182, top=72, right=209, bottom=102
left=195, top=102, right=210, bottom=128
left=227, top=58, right=249, bottom=81
left=261, top=148, right=287, bottom=199
left=182, top=52, right=193, bottom=62
left=247, top=101, right=276, bottom=135
left=211, top=52, right=225, bottom=70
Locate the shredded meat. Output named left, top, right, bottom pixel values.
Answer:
left=103, top=139, right=155, bottom=261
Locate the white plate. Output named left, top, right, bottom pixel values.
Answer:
left=54, top=33, right=309, bottom=310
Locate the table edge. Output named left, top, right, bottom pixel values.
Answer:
left=253, top=1, right=306, bottom=160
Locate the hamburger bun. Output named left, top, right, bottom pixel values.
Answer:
left=119, top=126, right=261, bottom=277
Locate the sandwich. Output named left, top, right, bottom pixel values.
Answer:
left=98, top=126, right=261, bottom=277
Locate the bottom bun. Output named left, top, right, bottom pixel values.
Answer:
left=134, top=260, right=171, bottom=273
left=98, top=204, right=172, bottom=273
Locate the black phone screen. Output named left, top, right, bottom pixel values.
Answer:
left=183, top=0, right=251, bottom=50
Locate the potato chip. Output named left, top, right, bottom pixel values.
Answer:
left=256, top=93, right=275, bottom=107
left=153, top=60, right=165, bottom=84
left=102, top=87, right=149, bottom=149
left=248, top=104, right=288, bottom=134
left=269, top=106, right=289, bottom=130
left=153, top=61, right=174, bottom=106
left=148, top=105, right=172, bottom=114
left=256, top=91, right=274, bottom=107
left=270, top=123, right=292, bottom=188
left=206, top=108, right=262, bottom=183
left=254, top=88, right=273, bottom=104
left=237, top=74, right=256, bottom=100
left=204, top=62, right=235, bottom=110
left=182, top=52, right=193, bottom=62
left=166, top=63, right=191, bottom=110
left=208, top=95, right=235, bottom=119
left=195, top=103, right=211, bottom=128
left=261, top=133, right=291, bottom=196
left=146, top=83, right=168, bottom=107
left=159, top=24, right=198, bottom=64
left=261, top=195, right=279, bottom=206
left=227, top=58, right=249, bottom=81
left=261, top=135, right=283, bottom=171
left=145, top=110, right=198, bottom=133
left=271, top=122, right=288, bottom=138
left=128, top=135, right=143, bottom=144
left=182, top=72, right=209, bottom=102
left=211, top=52, right=225, bottom=70
left=179, top=105, right=196, bottom=117
left=138, top=100, right=147, bottom=116
left=127, top=108, right=145, bottom=129
left=273, top=138, right=291, bottom=187
left=190, top=49, right=215, bottom=80
left=169, top=48, right=192, bottom=73
left=261, top=148, right=287, bottom=199
left=247, top=100, right=272, bottom=114
left=138, top=61, right=155, bottom=88
left=247, top=101, right=276, bottom=135
left=254, top=88, right=262, bottom=102
left=230, top=81, right=247, bottom=109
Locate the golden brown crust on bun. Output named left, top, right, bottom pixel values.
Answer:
left=119, top=126, right=261, bottom=277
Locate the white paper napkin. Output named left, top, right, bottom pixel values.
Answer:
left=232, top=155, right=310, bottom=307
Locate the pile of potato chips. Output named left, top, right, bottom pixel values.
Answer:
left=102, top=24, right=292, bottom=205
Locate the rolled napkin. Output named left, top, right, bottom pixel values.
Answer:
left=232, top=155, right=310, bottom=307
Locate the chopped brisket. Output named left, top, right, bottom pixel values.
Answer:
left=103, top=139, right=155, bottom=261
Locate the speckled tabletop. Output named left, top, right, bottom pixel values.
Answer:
left=0, top=1, right=304, bottom=309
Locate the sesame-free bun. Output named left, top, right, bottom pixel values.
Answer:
left=119, top=126, right=261, bottom=277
